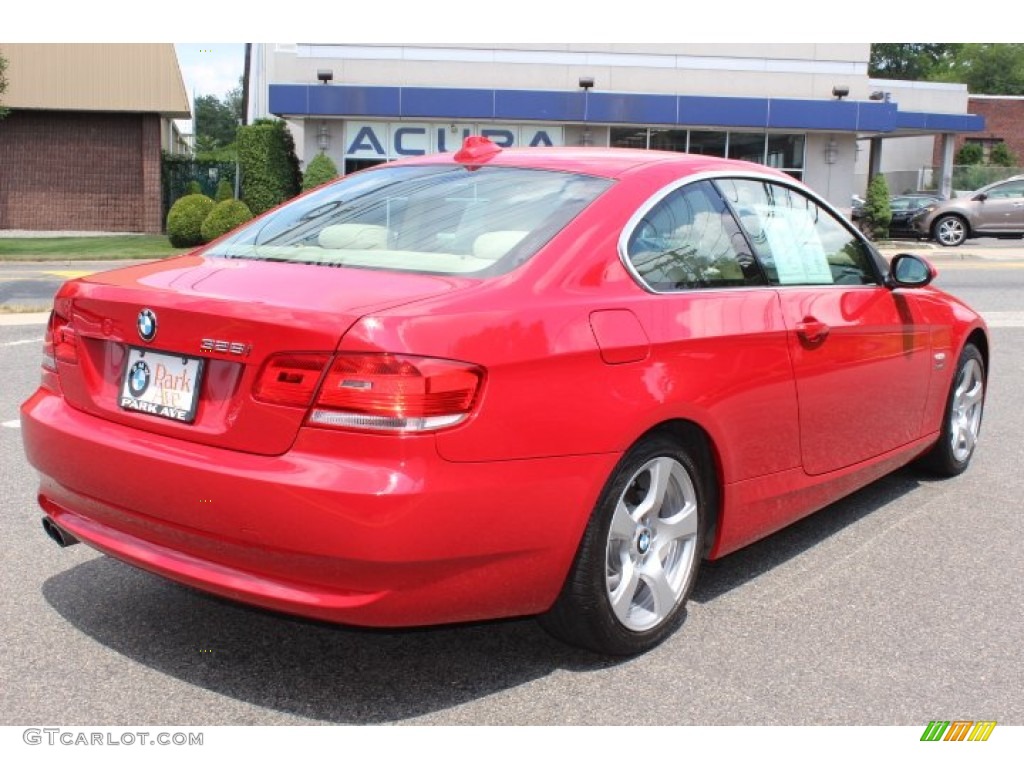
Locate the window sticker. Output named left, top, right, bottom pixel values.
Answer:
left=755, top=205, right=833, bottom=285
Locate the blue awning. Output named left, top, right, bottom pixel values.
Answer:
left=270, top=84, right=985, bottom=135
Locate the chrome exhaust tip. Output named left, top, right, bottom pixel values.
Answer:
left=42, top=517, right=79, bottom=547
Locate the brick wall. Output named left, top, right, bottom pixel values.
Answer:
left=0, top=110, right=163, bottom=233
left=932, top=97, right=1024, bottom=167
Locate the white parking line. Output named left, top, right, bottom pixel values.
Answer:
left=0, top=338, right=43, bottom=348
left=983, top=311, right=1024, bottom=328
left=2, top=420, right=21, bottom=429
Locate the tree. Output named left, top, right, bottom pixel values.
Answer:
left=955, top=142, right=984, bottom=166
left=238, top=119, right=301, bottom=215
left=864, top=174, right=892, bottom=240
left=936, top=44, right=1024, bottom=95
left=0, top=49, right=9, bottom=119
left=302, top=152, right=339, bottom=191
left=194, top=94, right=239, bottom=151
left=990, top=142, right=1017, bottom=167
left=869, top=44, right=960, bottom=80
left=870, top=44, right=1024, bottom=96
left=226, top=76, right=244, bottom=126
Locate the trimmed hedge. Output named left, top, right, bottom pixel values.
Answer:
left=215, top=179, right=235, bottom=202
left=166, top=194, right=215, bottom=247
left=863, top=174, right=892, bottom=240
left=184, top=180, right=203, bottom=195
left=302, top=152, right=339, bottom=191
left=201, top=199, right=254, bottom=243
left=238, top=119, right=301, bottom=215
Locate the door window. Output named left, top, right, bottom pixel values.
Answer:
left=625, top=180, right=765, bottom=291
left=716, top=178, right=878, bottom=286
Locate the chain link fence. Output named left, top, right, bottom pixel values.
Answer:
left=918, top=165, right=1024, bottom=196
left=161, top=156, right=238, bottom=230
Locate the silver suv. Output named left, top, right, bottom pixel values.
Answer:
left=914, top=175, right=1024, bottom=246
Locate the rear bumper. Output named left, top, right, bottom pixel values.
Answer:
left=21, top=388, right=618, bottom=627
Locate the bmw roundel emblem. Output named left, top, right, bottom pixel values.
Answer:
left=137, top=309, right=157, bottom=342
left=128, top=360, right=151, bottom=397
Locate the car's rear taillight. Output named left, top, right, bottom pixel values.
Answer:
left=42, top=309, right=78, bottom=374
left=252, top=352, right=484, bottom=433
left=252, top=354, right=332, bottom=407
left=310, top=353, right=483, bottom=432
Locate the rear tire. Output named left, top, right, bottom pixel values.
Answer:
left=917, top=344, right=985, bottom=476
left=539, top=433, right=709, bottom=655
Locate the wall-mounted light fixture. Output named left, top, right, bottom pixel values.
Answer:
left=579, top=76, right=595, bottom=91
left=824, top=138, right=839, bottom=165
left=317, top=121, right=331, bottom=151
left=317, top=69, right=333, bottom=84
left=832, top=85, right=850, bottom=100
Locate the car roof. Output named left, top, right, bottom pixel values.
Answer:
left=387, top=145, right=786, bottom=181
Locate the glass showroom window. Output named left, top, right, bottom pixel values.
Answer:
left=727, top=133, right=767, bottom=164
left=688, top=131, right=728, bottom=157
left=610, top=127, right=648, bottom=149
left=607, top=128, right=805, bottom=179
left=649, top=129, right=688, bottom=152
left=765, top=134, right=805, bottom=180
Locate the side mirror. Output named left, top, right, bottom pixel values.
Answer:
left=889, top=253, right=936, bottom=288
left=973, top=192, right=988, bottom=202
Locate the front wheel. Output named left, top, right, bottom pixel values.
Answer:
left=933, top=215, right=968, bottom=247
left=539, top=434, right=708, bottom=655
left=917, top=344, right=985, bottom=476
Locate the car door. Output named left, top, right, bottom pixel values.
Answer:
left=621, top=179, right=802, bottom=483
left=717, top=178, right=933, bottom=476
left=974, top=179, right=1024, bottom=233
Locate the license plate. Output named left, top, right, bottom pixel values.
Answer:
left=119, top=347, right=205, bottom=423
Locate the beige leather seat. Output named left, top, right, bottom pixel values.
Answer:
left=318, top=223, right=388, bottom=250
left=472, top=230, right=528, bottom=261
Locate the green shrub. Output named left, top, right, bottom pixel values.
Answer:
left=214, top=179, right=234, bottom=202
left=954, top=142, right=983, bottom=165
left=990, top=142, right=1017, bottom=167
left=200, top=199, right=253, bottom=243
left=238, top=119, right=302, bottom=215
left=166, top=194, right=215, bottom=247
left=184, top=180, right=203, bottom=195
left=863, top=174, right=892, bottom=240
left=302, top=153, right=339, bottom=191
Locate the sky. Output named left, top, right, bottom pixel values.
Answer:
left=174, top=44, right=247, bottom=135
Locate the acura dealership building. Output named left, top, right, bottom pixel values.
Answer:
left=246, top=43, right=983, bottom=211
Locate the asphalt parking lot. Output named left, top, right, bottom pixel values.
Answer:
left=1, top=246, right=1022, bottom=728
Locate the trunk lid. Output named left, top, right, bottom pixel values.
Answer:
left=53, top=255, right=469, bottom=455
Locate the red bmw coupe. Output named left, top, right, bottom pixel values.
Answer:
left=21, top=137, right=988, bottom=655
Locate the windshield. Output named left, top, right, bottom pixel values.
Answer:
left=205, top=165, right=612, bottom=276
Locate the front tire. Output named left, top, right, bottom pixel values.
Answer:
left=917, top=344, right=985, bottom=476
left=933, top=215, right=968, bottom=247
left=539, top=433, right=708, bottom=655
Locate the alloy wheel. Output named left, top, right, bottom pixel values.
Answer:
left=605, top=456, right=699, bottom=632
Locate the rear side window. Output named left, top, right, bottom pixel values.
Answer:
left=716, top=178, right=878, bottom=286
left=625, top=180, right=764, bottom=291
left=206, top=165, right=611, bottom=277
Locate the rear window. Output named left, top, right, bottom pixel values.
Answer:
left=205, top=165, right=612, bottom=276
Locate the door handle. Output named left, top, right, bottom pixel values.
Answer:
left=796, top=318, right=830, bottom=344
